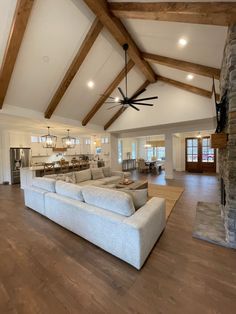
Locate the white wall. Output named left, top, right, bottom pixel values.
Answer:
left=108, top=82, right=215, bottom=132
left=173, top=135, right=185, bottom=171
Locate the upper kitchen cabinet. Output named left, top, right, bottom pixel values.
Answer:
left=9, top=132, right=31, bottom=148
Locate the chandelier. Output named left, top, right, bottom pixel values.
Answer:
left=41, top=127, right=57, bottom=148
left=62, top=129, right=76, bottom=149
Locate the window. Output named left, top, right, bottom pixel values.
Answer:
left=186, top=138, right=198, bottom=162
left=84, top=138, right=91, bottom=145
left=131, top=142, right=136, bottom=159
left=202, top=137, right=214, bottom=163
left=101, top=137, right=109, bottom=144
left=157, top=147, right=165, bottom=161
left=75, top=138, right=80, bottom=144
left=31, top=136, right=39, bottom=143
left=118, top=140, right=122, bottom=163
left=146, top=147, right=154, bottom=161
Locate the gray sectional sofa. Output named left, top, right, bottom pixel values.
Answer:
left=44, top=167, right=130, bottom=187
left=24, top=177, right=166, bottom=269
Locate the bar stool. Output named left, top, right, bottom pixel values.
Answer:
left=59, top=160, right=69, bottom=173
left=43, top=162, right=55, bottom=175
left=71, top=159, right=80, bottom=171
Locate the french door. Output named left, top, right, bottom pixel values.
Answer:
left=185, top=137, right=216, bottom=173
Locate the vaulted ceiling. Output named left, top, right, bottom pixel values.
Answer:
left=0, top=0, right=234, bottom=133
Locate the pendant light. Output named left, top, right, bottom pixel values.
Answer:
left=41, top=127, right=57, bottom=148
left=62, top=129, right=76, bottom=149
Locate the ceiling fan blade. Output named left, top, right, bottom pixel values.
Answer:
left=132, top=102, right=154, bottom=106
left=130, top=88, right=146, bottom=100
left=107, top=104, right=121, bottom=110
left=104, top=101, right=119, bottom=104
left=129, top=104, right=140, bottom=111
left=118, top=87, right=126, bottom=99
left=134, top=96, right=158, bottom=102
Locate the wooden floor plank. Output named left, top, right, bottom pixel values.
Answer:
left=0, top=171, right=236, bottom=313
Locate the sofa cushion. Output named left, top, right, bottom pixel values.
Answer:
left=76, top=180, right=105, bottom=187
left=91, top=168, right=104, bottom=180
left=82, top=186, right=135, bottom=217
left=44, top=172, right=76, bottom=184
left=121, top=189, right=148, bottom=210
left=75, top=169, right=91, bottom=183
left=55, top=181, right=84, bottom=201
left=102, top=167, right=112, bottom=177
left=32, top=177, right=56, bottom=192
left=99, top=176, right=121, bottom=184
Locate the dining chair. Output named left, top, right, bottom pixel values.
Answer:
left=138, top=159, right=149, bottom=173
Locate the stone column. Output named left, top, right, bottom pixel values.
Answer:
left=165, top=133, right=174, bottom=179
left=219, top=24, right=236, bottom=247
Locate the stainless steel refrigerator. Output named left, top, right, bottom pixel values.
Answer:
left=10, top=148, right=31, bottom=184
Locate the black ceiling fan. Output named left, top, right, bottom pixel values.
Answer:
left=105, top=43, right=158, bottom=111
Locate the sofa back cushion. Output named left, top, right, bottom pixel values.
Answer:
left=102, top=167, right=111, bottom=177
left=75, top=169, right=91, bottom=183
left=122, top=189, right=148, bottom=210
left=32, top=177, right=56, bottom=192
left=91, top=168, right=104, bottom=180
left=82, top=186, right=135, bottom=217
left=55, top=181, right=84, bottom=201
left=44, top=172, right=76, bottom=184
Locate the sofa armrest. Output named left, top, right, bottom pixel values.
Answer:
left=124, top=197, right=166, bottom=269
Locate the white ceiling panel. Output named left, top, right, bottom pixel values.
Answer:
left=91, top=66, right=145, bottom=125
left=122, top=19, right=227, bottom=68
left=5, top=0, right=94, bottom=112
left=54, top=28, right=125, bottom=122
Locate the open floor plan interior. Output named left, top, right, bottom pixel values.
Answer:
left=0, top=0, right=236, bottom=313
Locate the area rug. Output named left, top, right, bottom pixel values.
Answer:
left=192, top=201, right=236, bottom=249
left=148, top=184, right=184, bottom=219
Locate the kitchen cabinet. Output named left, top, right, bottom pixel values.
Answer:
left=9, top=132, right=30, bottom=148
left=31, top=142, right=52, bottom=157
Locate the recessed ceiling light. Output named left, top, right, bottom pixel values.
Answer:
left=42, top=56, right=50, bottom=63
left=178, top=38, right=187, bottom=47
left=115, top=97, right=119, bottom=102
left=87, top=81, right=94, bottom=88
left=187, top=74, right=194, bottom=80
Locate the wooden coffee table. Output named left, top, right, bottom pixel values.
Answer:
left=116, top=180, right=148, bottom=190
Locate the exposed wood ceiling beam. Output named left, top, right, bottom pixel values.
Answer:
left=44, top=18, right=103, bottom=119
left=142, top=52, right=221, bottom=79
left=158, top=75, right=212, bottom=98
left=104, top=80, right=150, bottom=130
left=109, top=2, right=236, bottom=26
left=0, top=0, right=34, bottom=109
left=82, top=0, right=156, bottom=83
left=82, top=60, right=135, bottom=126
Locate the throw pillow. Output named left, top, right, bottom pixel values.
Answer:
left=102, top=166, right=112, bottom=177
left=91, top=168, right=104, bottom=180
left=74, top=169, right=92, bottom=183
left=122, top=188, right=148, bottom=210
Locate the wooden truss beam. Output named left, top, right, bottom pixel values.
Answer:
left=0, top=0, right=34, bottom=108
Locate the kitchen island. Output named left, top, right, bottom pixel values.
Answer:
left=20, top=162, right=89, bottom=189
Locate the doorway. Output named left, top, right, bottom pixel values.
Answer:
left=185, top=137, right=216, bottom=173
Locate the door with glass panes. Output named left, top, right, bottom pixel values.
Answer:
left=185, top=137, right=216, bottom=173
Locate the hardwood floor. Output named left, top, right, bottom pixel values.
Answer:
left=0, top=171, right=236, bottom=313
